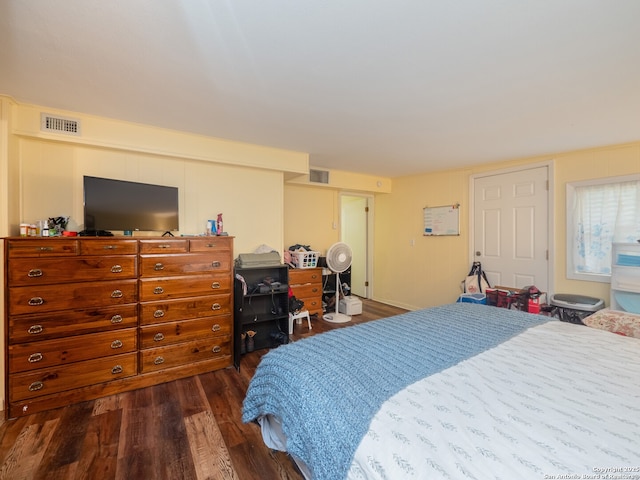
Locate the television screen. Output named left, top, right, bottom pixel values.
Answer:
left=83, top=176, right=179, bottom=233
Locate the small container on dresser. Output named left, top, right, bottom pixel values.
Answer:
left=288, top=267, right=323, bottom=318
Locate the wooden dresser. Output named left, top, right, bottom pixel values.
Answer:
left=288, top=267, right=323, bottom=317
left=4, top=236, right=233, bottom=418
left=138, top=237, right=233, bottom=374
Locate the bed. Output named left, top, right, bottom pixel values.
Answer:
left=242, top=303, right=640, bottom=480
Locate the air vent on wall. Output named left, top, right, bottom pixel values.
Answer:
left=309, top=169, right=329, bottom=184
left=41, top=113, right=81, bottom=136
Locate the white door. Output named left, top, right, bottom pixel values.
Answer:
left=472, top=166, right=549, bottom=293
left=341, top=194, right=370, bottom=298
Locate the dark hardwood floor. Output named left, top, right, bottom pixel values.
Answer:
left=0, top=298, right=407, bottom=480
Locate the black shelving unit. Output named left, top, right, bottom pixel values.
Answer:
left=234, top=265, right=289, bottom=369
left=321, top=265, right=351, bottom=312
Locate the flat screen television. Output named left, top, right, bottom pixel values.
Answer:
left=83, top=176, right=179, bottom=233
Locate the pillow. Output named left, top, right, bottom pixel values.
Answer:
left=583, top=308, right=640, bottom=338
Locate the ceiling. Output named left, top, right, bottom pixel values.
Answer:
left=1, top=1, right=640, bottom=177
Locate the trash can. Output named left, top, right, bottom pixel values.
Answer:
left=549, top=293, right=605, bottom=324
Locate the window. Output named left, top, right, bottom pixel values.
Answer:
left=566, top=175, right=640, bottom=282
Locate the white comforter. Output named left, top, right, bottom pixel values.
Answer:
left=349, top=321, right=640, bottom=479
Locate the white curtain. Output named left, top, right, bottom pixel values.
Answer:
left=572, top=180, right=640, bottom=275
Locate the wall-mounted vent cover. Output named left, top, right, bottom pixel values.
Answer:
left=41, top=113, right=81, bottom=136
left=309, top=169, right=329, bottom=184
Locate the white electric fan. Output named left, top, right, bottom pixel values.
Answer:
left=323, top=242, right=353, bottom=324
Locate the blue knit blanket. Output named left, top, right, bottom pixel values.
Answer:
left=242, top=303, right=551, bottom=480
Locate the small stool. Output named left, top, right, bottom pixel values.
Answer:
left=289, top=310, right=312, bottom=334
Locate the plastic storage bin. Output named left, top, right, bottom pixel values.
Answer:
left=610, top=242, right=640, bottom=313
left=290, top=250, right=319, bottom=269
left=456, top=293, right=487, bottom=304
left=550, top=293, right=604, bottom=324
left=339, top=296, right=362, bottom=315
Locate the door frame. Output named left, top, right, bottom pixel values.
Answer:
left=468, top=160, right=555, bottom=297
left=340, top=192, right=374, bottom=299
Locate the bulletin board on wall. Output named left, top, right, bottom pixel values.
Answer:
left=423, top=204, right=460, bottom=236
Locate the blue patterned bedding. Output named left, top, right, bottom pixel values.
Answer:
left=242, top=303, right=550, bottom=480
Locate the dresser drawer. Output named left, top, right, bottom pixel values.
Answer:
left=291, top=283, right=322, bottom=299
left=611, top=265, right=640, bottom=293
left=189, top=237, right=233, bottom=253
left=8, top=255, right=137, bottom=285
left=139, top=253, right=231, bottom=277
left=9, top=328, right=137, bottom=373
left=79, top=239, right=138, bottom=255
left=10, top=352, right=137, bottom=402
left=139, top=336, right=231, bottom=373
left=139, top=239, right=189, bottom=254
left=8, top=239, right=78, bottom=258
left=9, top=279, right=138, bottom=315
left=139, top=294, right=231, bottom=325
left=140, top=316, right=232, bottom=348
left=9, top=305, right=138, bottom=343
left=289, top=268, right=322, bottom=285
left=297, top=296, right=322, bottom=315
left=139, top=274, right=231, bottom=301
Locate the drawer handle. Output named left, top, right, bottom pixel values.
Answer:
left=153, top=310, right=165, bottom=318
left=38, top=247, right=53, bottom=252
left=154, top=263, right=164, bottom=271
left=111, top=314, right=123, bottom=324
left=29, top=381, right=44, bottom=392
left=28, top=352, right=43, bottom=363
left=212, top=345, right=222, bottom=354
left=103, top=245, right=118, bottom=250
left=111, top=264, right=123, bottom=273
left=311, top=274, right=319, bottom=280
left=312, top=288, right=319, bottom=293
left=27, top=269, right=43, bottom=278
left=28, top=324, right=44, bottom=334
left=111, top=340, right=123, bottom=349
left=211, top=282, right=221, bottom=289
left=211, top=324, right=221, bottom=332
left=211, top=261, right=221, bottom=268
left=158, top=244, right=172, bottom=249
left=154, top=333, right=165, bottom=342
left=28, top=297, right=44, bottom=306
left=111, top=365, right=123, bottom=374
left=154, top=356, right=165, bottom=365
left=154, top=287, right=164, bottom=295
left=111, top=290, right=123, bottom=298
left=211, top=303, right=221, bottom=311
left=206, top=243, right=216, bottom=248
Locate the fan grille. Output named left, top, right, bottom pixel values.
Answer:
left=325, top=242, right=352, bottom=273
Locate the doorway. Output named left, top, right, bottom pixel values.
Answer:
left=340, top=194, right=372, bottom=298
left=471, top=164, right=553, bottom=294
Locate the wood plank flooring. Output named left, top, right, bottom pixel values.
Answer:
left=0, top=298, right=407, bottom=480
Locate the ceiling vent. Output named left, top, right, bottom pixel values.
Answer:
left=41, top=113, right=81, bottom=136
left=309, top=169, right=329, bottom=184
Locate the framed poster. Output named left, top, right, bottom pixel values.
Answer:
left=423, top=204, right=460, bottom=236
